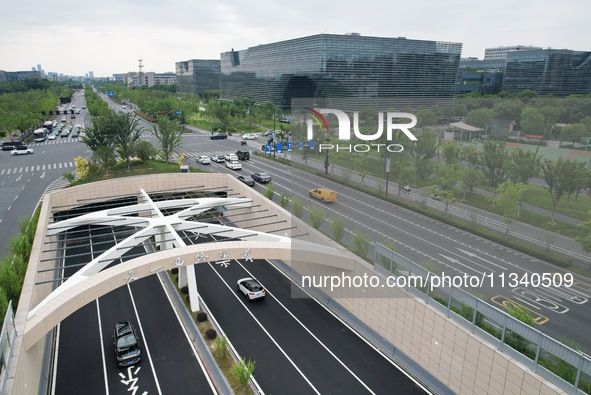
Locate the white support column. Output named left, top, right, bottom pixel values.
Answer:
left=186, top=265, right=200, bottom=312
left=177, top=266, right=187, bottom=288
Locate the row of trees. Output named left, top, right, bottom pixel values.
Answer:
left=81, top=89, right=184, bottom=174
left=0, top=80, right=74, bottom=137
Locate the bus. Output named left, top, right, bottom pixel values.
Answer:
left=43, top=121, right=53, bottom=132
left=33, top=128, right=48, bottom=142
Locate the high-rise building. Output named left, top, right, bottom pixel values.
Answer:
left=502, top=48, right=591, bottom=96
left=175, top=59, right=221, bottom=94
left=484, top=45, right=542, bottom=60
left=220, top=33, right=462, bottom=110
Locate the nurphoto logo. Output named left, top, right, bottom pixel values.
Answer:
left=304, top=107, right=418, bottom=153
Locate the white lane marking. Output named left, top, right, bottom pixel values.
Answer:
left=208, top=262, right=321, bottom=394
left=96, top=299, right=111, bottom=394
left=126, top=283, right=163, bottom=394
left=265, top=259, right=434, bottom=395
left=156, top=273, right=218, bottom=394
left=237, top=261, right=377, bottom=394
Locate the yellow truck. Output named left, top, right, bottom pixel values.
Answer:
left=309, top=188, right=337, bottom=203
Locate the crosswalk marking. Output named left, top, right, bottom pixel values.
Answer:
left=0, top=162, right=74, bottom=176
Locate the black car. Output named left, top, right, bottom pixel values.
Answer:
left=210, top=132, right=228, bottom=140
left=236, top=175, right=255, bottom=186
left=112, top=321, right=142, bottom=367
left=251, top=172, right=271, bottom=183
left=236, top=150, right=250, bottom=160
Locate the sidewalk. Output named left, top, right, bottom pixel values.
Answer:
left=280, top=151, right=591, bottom=266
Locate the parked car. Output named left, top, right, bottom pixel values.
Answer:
left=237, top=277, right=266, bottom=301
left=251, top=172, right=271, bottom=183
left=236, top=150, right=250, bottom=161
left=112, top=321, right=142, bottom=367
left=210, top=155, right=225, bottom=163
left=242, top=133, right=258, bottom=140
left=236, top=175, right=255, bottom=186
left=224, top=153, right=239, bottom=161
left=196, top=155, right=211, bottom=164
left=210, top=132, right=228, bottom=140
left=11, top=146, right=34, bottom=155
left=309, top=188, right=337, bottom=203
left=226, top=161, right=242, bottom=170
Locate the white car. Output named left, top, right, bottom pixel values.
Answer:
left=224, top=153, right=239, bottom=161
left=210, top=155, right=225, bottom=163
left=11, top=146, right=34, bottom=155
left=48, top=133, right=57, bottom=140
left=237, top=278, right=265, bottom=301
left=226, top=161, right=242, bottom=170
left=242, top=133, right=258, bottom=140
left=196, top=155, right=211, bottom=164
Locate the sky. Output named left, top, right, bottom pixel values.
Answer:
left=1, top=0, right=589, bottom=77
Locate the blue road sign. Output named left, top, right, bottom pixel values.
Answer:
left=287, top=142, right=292, bottom=152
left=298, top=141, right=304, bottom=150
left=276, top=143, right=283, bottom=153
left=176, top=111, right=182, bottom=115
left=265, top=144, right=271, bottom=154
left=309, top=140, right=315, bottom=150
left=107, top=91, right=115, bottom=96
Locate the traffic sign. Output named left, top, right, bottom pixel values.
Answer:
left=287, top=142, right=293, bottom=152
left=309, top=140, right=315, bottom=150
left=276, top=143, right=283, bottom=153
left=265, top=144, right=271, bottom=154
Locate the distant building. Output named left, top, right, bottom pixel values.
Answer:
left=456, top=58, right=505, bottom=94
left=220, top=33, right=462, bottom=110
left=118, top=71, right=175, bottom=87
left=175, top=59, right=221, bottom=94
left=0, top=70, right=42, bottom=82
left=154, top=73, right=175, bottom=85
left=484, top=45, right=543, bottom=60
left=502, top=49, right=591, bottom=96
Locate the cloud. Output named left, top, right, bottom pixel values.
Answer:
left=1, top=0, right=589, bottom=76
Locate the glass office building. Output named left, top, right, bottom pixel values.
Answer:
left=503, top=49, right=591, bottom=96
left=220, top=33, right=462, bottom=110
left=175, top=59, right=221, bottom=94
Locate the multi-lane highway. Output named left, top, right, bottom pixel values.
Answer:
left=179, top=132, right=591, bottom=354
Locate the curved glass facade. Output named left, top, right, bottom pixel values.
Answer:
left=220, top=34, right=462, bottom=110
left=503, top=49, right=591, bottom=96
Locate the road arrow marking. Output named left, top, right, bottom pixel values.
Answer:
left=438, top=253, right=484, bottom=275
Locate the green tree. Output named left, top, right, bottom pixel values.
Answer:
left=540, top=159, right=585, bottom=223
left=465, top=108, right=493, bottom=129
left=309, top=205, right=326, bottom=230
left=280, top=193, right=289, bottom=208
left=496, top=181, right=526, bottom=239
left=152, top=116, right=183, bottom=163
left=415, top=108, right=438, bottom=127
left=135, top=141, right=158, bottom=161
left=331, top=216, right=346, bottom=243
left=493, top=100, right=524, bottom=122
left=352, top=231, right=370, bottom=259
left=561, top=123, right=589, bottom=145
left=520, top=107, right=544, bottom=135
left=576, top=213, right=591, bottom=252
left=91, top=146, right=117, bottom=175
left=109, top=110, right=143, bottom=171
left=264, top=182, right=275, bottom=200
left=480, top=140, right=507, bottom=195
left=291, top=197, right=303, bottom=218
left=406, top=129, right=438, bottom=184
left=441, top=142, right=462, bottom=167
left=505, top=147, right=541, bottom=184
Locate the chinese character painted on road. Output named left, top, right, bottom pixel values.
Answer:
left=119, top=366, right=147, bottom=395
